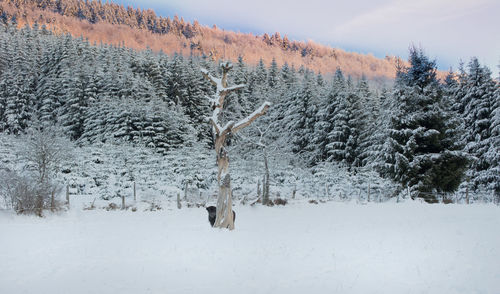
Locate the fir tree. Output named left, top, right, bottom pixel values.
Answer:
left=325, top=69, right=349, bottom=165
left=382, top=47, right=468, bottom=202
left=268, top=57, right=280, bottom=88
left=459, top=58, right=498, bottom=194
left=286, top=70, right=318, bottom=165
left=486, top=72, right=500, bottom=200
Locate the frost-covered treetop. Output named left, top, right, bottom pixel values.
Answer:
left=220, top=61, right=233, bottom=69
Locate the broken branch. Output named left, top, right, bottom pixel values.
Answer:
left=200, top=68, right=219, bottom=87
left=233, top=102, right=271, bottom=134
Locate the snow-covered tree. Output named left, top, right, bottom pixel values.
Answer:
left=286, top=69, right=318, bottom=165
left=486, top=72, right=500, bottom=200
left=458, top=58, right=498, bottom=196
left=381, top=47, right=468, bottom=202
left=325, top=69, right=349, bottom=165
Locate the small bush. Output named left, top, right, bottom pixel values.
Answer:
left=274, top=198, right=288, bottom=206
left=187, top=202, right=204, bottom=208
left=106, top=203, right=119, bottom=211
left=250, top=198, right=261, bottom=206
left=309, top=199, right=319, bottom=205
left=0, top=171, right=63, bottom=216
left=144, top=200, right=162, bottom=211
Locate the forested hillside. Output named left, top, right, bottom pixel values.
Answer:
left=0, top=0, right=409, bottom=82
left=0, top=23, right=499, bottom=203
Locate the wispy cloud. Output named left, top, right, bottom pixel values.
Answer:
left=334, top=0, right=491, bottom=35
left=327, top=0, right=499, bottom=70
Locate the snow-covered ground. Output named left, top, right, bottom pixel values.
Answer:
left=1, top=200, right=499, bottom=294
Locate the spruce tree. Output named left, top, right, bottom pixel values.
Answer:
left=268, top=57, right=279, bottom=88
left=325, top=69, right=349, bottom=165
left=382, top=47, right=468, bottom=202
left=362, top=88, right=391, bottom=169
left=486, top=72, right=500, bottom=200
left=286, top=70, right=318, bottom=165
left=459, top=58, right=498, bottom=194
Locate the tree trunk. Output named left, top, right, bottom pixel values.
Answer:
left=66, top=185, right=70, bottom=206
left=51, top=190, right=55, bottom=212
left=257, top=179, right=261, bottom=200
left=36, top=193, right=43, bottom=217
left=133, top=181, right=136, bottom=202
left=367, top=182, right=371, bottom=202
left=466, top=181, right=469, bottom=204
left=213, top=133, right=235, bottom=230
left=262, top=149, right=270, bottom=205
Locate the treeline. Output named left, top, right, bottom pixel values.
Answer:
left=0, top=0, right=338, bottom=55
left=0, top=23, right=498, bottom=202
left=0, top=0, right=403, bottom=81
left=1, top=0, right=203, bottom=38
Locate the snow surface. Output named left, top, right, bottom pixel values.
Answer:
left=1, top=200, right=499, bottom=294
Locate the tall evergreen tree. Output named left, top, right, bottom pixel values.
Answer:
left=325, top=69, right=350, bottom=165
left=458, top=58, right=498, bottom=194
left=382, top=47, right=468, bottom=202
left=362, top=88, right=391, bottom=169
left=268, top=57, right=280, bottom=88
left=286, top=70, right=318, bottom=164
left=486, top=71, right=500, bottom=200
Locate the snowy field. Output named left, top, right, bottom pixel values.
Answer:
left=1, top=200, right=499, bottom=294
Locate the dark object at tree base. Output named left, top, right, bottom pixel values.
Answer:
left=206, top=206, right=236, bottom=227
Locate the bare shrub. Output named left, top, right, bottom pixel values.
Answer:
left=106, top=203, right=119, bottom=211
left=187, top=202, right=204, bottom=208
left=0, top=170, right=60, bottom=216
left=0, top=171, right=36, bottom=212
left=143, top=199, right=162, bottom=211
left=0, top=122, right=73, bottom=216
left=250, top=198, right=261, bottom=206
left=273, top=198, right=288, bottom=206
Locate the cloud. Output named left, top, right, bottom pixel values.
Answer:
left=327, top=0, right=499, bottom=69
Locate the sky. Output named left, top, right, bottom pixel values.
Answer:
left=114, top=0, right=499, bottom=72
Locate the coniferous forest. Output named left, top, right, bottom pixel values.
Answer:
left=0, top=22, right=499, bottom=204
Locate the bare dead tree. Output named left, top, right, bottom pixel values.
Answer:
left=238, top=121, right=280, bottom=205
left=201, top=61, right=270, bottom=229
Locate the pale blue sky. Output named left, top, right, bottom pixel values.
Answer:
left=114, top=0, right=499, bottom=72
